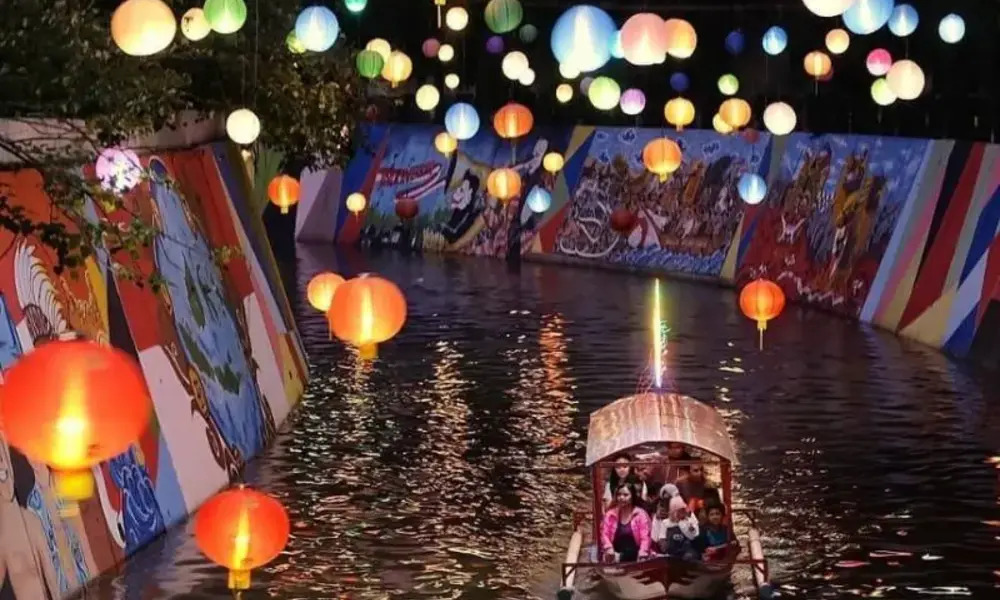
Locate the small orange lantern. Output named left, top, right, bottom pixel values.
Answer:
left=738, top=278, right=786, bottom=350
left=327, top=274, right=407, bottom=360
left=194, top=486, right=290, bottom=591
left=610, top=208, right=637, bottom=234
left=664, top=97, right=695, bottom=131
left=306, top=271, right=345, bottom=313
left=719, top=98, right=752, bottom=130
left=493, top=102, right=534, bottom=139
left=804, top=50, right=832, bottom=79
left=642, top=137, right=682, bottom=181
left=487, top=168, right=522, bottom=201
left=0, top=340, right=152, bottom=504
left=395, top=197, right=419, bottom=220
left=434, top=132, right=458, bottom=156
left=267, top=175, right=300, bottom=214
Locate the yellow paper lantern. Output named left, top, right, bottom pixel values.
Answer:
left=434, top=132, right=458, bottom=156
left=886, top=59, right=925, bottom=101
left=346, top=192, right=367, bottom=215
left=487, top=168, right=522, bottom=201
left=642, top=137, right=682, bottom=181
left=825, top=28, right=850, bottom=55
left=381, top=51, right=412, bottom=87
left=543, top=152, right=565, bottom=173
left=181, top=8, right=211, bottom=41
left=664, top=97, right=695, bottom=131
left=762, top=102, right=796, bottom=135
left=446, top=6, right=469, bottom=31
left=415, top=84, right=440, bottom=111
left=438, top=43, right=455, bottom=62
left=226, top=108, right=260, bottom=145
left=804, top=51, right=832, bottom=79
left=871, top=78, right=897, bottom=106
left=712, top=113, right=733, bottom=134
left=556, top=83, right=574, bottom=103
left=664, top=18, right=697, bottom=59
left=307, top=272, right=345, bottom=312
left=445, top=73, right=460, bottom=89
left=111, top=0, right=177, bottom=57
left=366, top=38, right=391, bottom=61
left=719, top=98, right=752, bottom=129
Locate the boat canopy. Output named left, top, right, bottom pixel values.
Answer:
left=585, top=392, right=736, bottom=466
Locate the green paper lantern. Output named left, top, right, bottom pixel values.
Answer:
left=203, top=0, right=247, bottom=34
left=484, top=0, right=523, bottom=34
left=587, top=76, right=621, bottom=111
left=356, top=49, right=384, bottom=79
left=344, top=0, right=367, bottom=13
left=519, top=23, right=538, bottom=43
left=717, top=74, right=739, bottom=96
left=286, top=31, right=306, bottom=54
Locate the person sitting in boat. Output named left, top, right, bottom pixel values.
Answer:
left=664, top=442, right=693, bottom=482
left=600, top=482, right=652, bottom=563
left=699, top=500, right=731, bottom=562
left=651, top=495, right=700, bottom=561
left=676, top=461, right=708, bottom=507
left=602, top=453, right=648, bottom=512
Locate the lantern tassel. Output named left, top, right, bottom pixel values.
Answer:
left=54, top=468, right=94, bottom=509
left=280, top=205, right=289, bottom=215
left=359, top=343, right=377, bottom=360
left=757, top=320, right=767, bottom=351
left=228, top=569, right=251, bottom=591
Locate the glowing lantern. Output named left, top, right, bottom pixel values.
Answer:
left=717, top=74, right=739, bottom=96
left=719, top=98, right=752, bottom=129
left=520, top=24, right=538, bottom=43
left=267, top=175, right=300, bottom=214
left=226, top=108, right=260, bottom=145
left=825, top=28, right=850, bottom=54
left=670, top=72, right=690, bottom=93
left=664, top=97, right=695, bottom=131
left=494, top=103, right=533, bottom=139
left=886, top=59, right=924, bottom=100
left=866, top=48, right=892, bottom=75
left=543, top=152, right=565, bottom=173
left=286, top=31, right=306, bottom=54
left=435, top=132, right=458, bottom=155
left=203, top=0, right=247, bottom=35
left=181, top=8, right=211, bottom=41
left=610, top=208, right=637, bottom=234
left=446, top=7, right=469, bottom=31
left=526, top=187, right=552, bottom=213
left=664, top=18, right=697, bottom=59
left=395, top=198, right=418, bottom=221
left=366, top=38, right=391, bottom=61
left=502, top=51, right=529, bottom=80
left=803, top=0, right=855, bottom=17
left=438, top=44, right=455, bottom=62
left=763, top=102, right=796, bottom=135
left=346, top=192, right=366, bottom=216
left=345, top=0, right=366, bottom=12
left=445, top=103, right=480, bottom=140
left=487, top=168, right=522, bottom=201
left=485, top=0, right=523, bottom=34
left=620, top=88, right=646, bottom=116
left=518, top=68, right=536, bottom=86
left=939, top=14, right=965, bottom=43
left=307, top=272, right=345, bottom=312
left=620, top=13, right=668, bottom=66
left=550, top=5, right=616, bottom=73
left=195, top=487, right=290, bottom=591
left=422, top=38, right=440, bottom=58
left=804, top=51, right=832, bottom=79
left=111, top=0, right=177, bottom=56
left=556, top=83, right=574, bottom=103
left=356, top=49, right=384, bottom=79
left=381, top=51, right=412, bottom=87
left=295, top=6, right=339, bottom=52
left=486, top=35, right=505, bottom=54
left=415, top=85, right=440, bottom=112
left=0, top=340, right=152, bottom=502
left=580, top=77, right=594, bottom=95
left=738, top=173, right=767, bottom=205
left=871, top=78, right=896, bottom=106
left=713, top=113, right=734, bottom=134
left=642, top=138, right=682, bottom=182
left=739, top=278, right=786, bottom=349
left=588, top=76, right=621, bottom=111
left=725, top=30, right=745, bottom=55
left=842, top=0, right=893, bottom=35
left=610, top=30, right=625, bottom=59
left=445, top=73, right=460, bottom=89
left=328, top=274, right=407, bottom=359
left=762, top=26, right=787, bottom=55
left=559, top=62, right=580, bottom=79
left=96, top=148, right=142, bottom=194
left=888, top=4, right=918, bottom=37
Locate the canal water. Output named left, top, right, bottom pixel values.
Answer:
left=85, top=247, right=1000, bottom=600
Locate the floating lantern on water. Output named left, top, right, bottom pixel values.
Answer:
left=485, top=0, right=523, bottom=34
left=543, top=152, right=564, bottom=173
left=842, top=0, right=893, bottom=35
left=203, top=0, right=247, bottom=34
left=356, top=49, right=384, bottom=79
left=939, top=14, right=965, bottom=43
left=620, top=13, right=667, bottom=66
left=713, top=113, right=733, bottom=134
left=446, top=6, right=469, bottom=31
left=295, top=6, right=339, bottom=52
left=719, top=98, right=751, bottom=130
left=267, top=174, right=299, bottom=214
left=520, top=24, right=538, bottom=43
left=395, top=198, right=418, bottom=221
left=96, top=148, right=142, bottom=194
left=493, top=102, right=533, bottom=139
left=802, top=0, right=854, bottom=17
left=307, top=272, right=345, bottom=312
left=738, top=173, right=767, bottom=205
left=871, top=78, right=896, bottom=106
left=588, top=77, right=621, bottom=111
left=664, top=97, right=695, bottom=131
left=550, top=5, right=616, bottom=73
left=435, top=131, right=458, bottom=155
left=487, top=168, right=522, bottom=201
left=866, top=48, right=892, bottom=76
left=438, top=43, right=455, bottom=62
left=381, top=51, right=412, bottom=87
left=226, top=108, right=260, bottom=145
left=445, top=103, right=480, bottom=140
left=825, top=28, right=850, bottom=54
left=761, top=26, right=787, bottom=55
left=763, top=102, right=796, bottom=135
left=444, top=73, right=460, bottom=89
left=610, top=207, right=638, bottom=234
left=415, top=84, right=440, bottom=112
left=366, top=38, right=391, bottom=61
left=886, top=59, right=924, bottom=100
left=804, top=50, right=832, bottom=79
left=111, top=0, right=177, bottom=56
left=328, top=274, right=407, bottom=359
left=717, top=74, right=739, bottom=96
left=181, top=8, right=211, bottom=42
left=664, top=18, right=697, bottom=59
left=739, top=278, right=785, bottom=350
left=346, top=192, right=366, bottom=216
left=526, top=187, right=552, bottom=213
left=422, top=38, right=440, bottom=58
left=620, top=88, right=646, bottom=116
left=888, top=4, right=918, bottom=37
left=642, top=138, right=682, bottom=181
left=555, top=83, right=574, bottom=103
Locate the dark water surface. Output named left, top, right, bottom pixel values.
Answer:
left=86, top=247, right=1000, bottom=600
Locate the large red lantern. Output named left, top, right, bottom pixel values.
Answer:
left=194, top=486, right=290, bottom=591
left=395, top=197, right=419, bottom=221
left=739, top=278, right=786, bottom=349
left=609, top=208, right=637, bottom=234
left=267, top=175, right=300, bottom=214
left=0, top=340, right=152, bottom=502
left=493, top=102, right=534, bottom=139
left=327, top=274, right=407, bottom=360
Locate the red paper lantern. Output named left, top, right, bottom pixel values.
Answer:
left=194, top=486, right=290, bottom=590
left=395, top=197, right=419, bottom=220
left=492, top=102, right=534, bottom=139
left=609, top=208, right=637, bottom=234
left=739, top=278, right=786, bottom=349
left=267, top=175, right=300, bottom=214
left=327, top=273, right=407, bottom=360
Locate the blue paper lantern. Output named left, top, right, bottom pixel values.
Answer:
left=842, top=0, right=893, bottom=36
left=444, top=103, right=480, bottom=140
left=526, top=187, right=552, bottom=213
left=888, top=4, right=918, bottom=37
left=738, top=173, right=767, bottom=205
left=669, top=72, right=689, bottom=93
left=725, top=30, right=745, bottom=55
left=761, top=26, right=787, bottom=55
left=610, top=30, right=624, bottom=59
left=938, top=13, right=965, bottom=43
left=295, top=6, right=339, bottom=52
left=550, top=5, right=616, bottom=73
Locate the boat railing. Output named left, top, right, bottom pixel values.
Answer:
left=731, top=506, right=770, bottom=585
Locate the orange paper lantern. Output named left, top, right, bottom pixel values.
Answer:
left=194, top=486, right=290, bottom=590
left=486, top=168, right=522, bottom=201
left=0, top=340, right=152, bottom=503
left=327, top=274, right=407, bottom=360
left=642, top=137, right=682, bottom=181
left=719, top=98, right=752, bottom=129
left=493, top=102, right=534, bottom=139
left=804, top=50, right=832, bottom=79
left=267, top=175, right=300, bottom=214
left=738, top=278, right=786, bottom=349
left=306, top=271, right=345, bottom=313
left=664, top=97, right=695, bottom=131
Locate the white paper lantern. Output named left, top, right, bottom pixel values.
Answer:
left=885, top=59, right=924, bottom=100
left=938, top=14, right=965, bottom=43
left=556, top=83, right=574, bottom=103
left=502, top=51, right=529, bottom=80
left=763, top=102, right=797, bottom=135
left=802, top=0, right=856, bottom=18
left=518, top=68, right=536, bottom=86
left=446, top=7, right=469, bottom=31
left=181, top=8, right=211, bottom=41
left=444, top=73, right=460, bottom=89
left=415, top=84, right=440, bottom=111
left=558, top=61, right=580, bottom=79
left=438, top=44, right=455, bottom=62
left=226, top=108, right=260, bottom=145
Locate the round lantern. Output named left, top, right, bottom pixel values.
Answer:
left=717, top=74, right=739, bottom=96
left=609, top=30, right=625, bottom=59
left=203, top=0, right=247, bottom=35
left=588, top=77, right=621, bottom=111
left=415, top=85, right=440, bottom=112
left=226, top=108, right=260, bottom=145
left=366, top=38, right=391, bottom=61
left=502, top=51, right=529, bottom=80
left=550, top=5, right=616, bottom=73
left=558, top=62, right=580, bottom=79
left=886, top=60, right=924, bottom=100
left=888, top=4, right=918, bottom=37
left=493, top=103, right=533, bottom=139
left=395, top=198, right=418, bottom=221
left=0, top=340, right=152, bottom=501
left=328, top=274, right=407, bottom=360
left=345, top=192, right=366, bottom=215
left=713, top=113, right=734, bottom=134
left=446, top=6, right=469, bottom=31
left=543, top=152, right=565, bottom=173
left=664, top=18, right=697, bottom=59
left=842, top=0, right=893, bottom=35
left=642, top=138, right=682, bottom=181
left=295, top=6, right=339, bottom=52
left=762, top=26, right=787, bottom=55
left=195, top=487, right=290, bottom=591
left=487, top=168, right=522, bottom=201
left=267, top=175, right=300, bottom=214
left=422, top=38, right=440, bottom=58
left=96, top=148, right=142, bottom=194
left=763, top=102, right=796, bottom=135
left=939, top=14, right=965, bottom=43
left=609, top=208, right=637, bottom=234
left=580, top=77, right=594, bottom=95
left=739, top=278, right=786, bottom=350
left=438, top=44, right=455, bottom=62
left=825, top=28, right=850, bottom=54
left=725, top=30, right=745, bottom=55
left=486, top=35, right=505, bottom=54
left=444, top=73, right=460, bottom=90
left=719, top=98, right=752, bottom=129
left=435, top=132, right=458, bottom=155
left=381, top=51, right=412, bottom=87
left=871, top=78, right=896, bottom=106
left=518, top=68, right=536, bottom=86
left=356, top=49, right=384, bottom=79
left=520, top=24, right=539, bottom=44
left=526, top=187, right=552, bottom=213
left=804, top=51, right=832, bottom=79
left=664, top=97, right=695, bottom=131
left=286, top=31, right=306, bottom=54
left=738, top=173, right=767, bottom=205
left=307, top=271, right=345, bottom=312
left=621, top=13, right=668, bottom=66
left=345, top=0, right=367, bottom=13
left=556, top=83, right=574, bottom=103
left=181, top=8, right=211, bottom=41
left=620, top=88, right=646, bottom=116
left=803, top=0, right=854, bottom=17
left=111, top=0, right=177, bottom=56
left=866, top=48, right=892, bottom=75
left=669, top=72, right=690, bottom=93
left=445, top=103, right=480, bottom=140
left=485, top=0, right=523, bottom=34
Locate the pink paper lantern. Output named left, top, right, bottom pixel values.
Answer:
left=619, top=88, right=646, bottom=115
left=866, top=48, right=892, bottom=76
left=620, top=13, right=667, bottom=66
left=422, top=38, right=440, bottom=58
left=95, top=148, right=142, bottom=194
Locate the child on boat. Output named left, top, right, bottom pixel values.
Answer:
left=651, top=494, right=700, bottom=561
left=700, top=501, right=731, bottom=562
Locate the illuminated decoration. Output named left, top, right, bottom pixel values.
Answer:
left=307, top=272, right=345, bottom=312
left=871, top=77, right=896, bottom=105
left=287, top=31, right=306, bottom=54
left=804, top=50, right=832, bottom=78
left=438, top=43, right=455, bottom=62
left=487, top=168, right=522, bottom=201
left=719, top=98, right=752, bottom=129
left=328, top=274, right=407, bottom=360
left=526, top=187, right=552, bottom=213
left=446, top=6, right=469, bottom=31
left=345, top=0, right=367, bottom=13
left=267, top=175, right=300, bottom=214
left=610, top=30, right=625, bottom=59
left=486, top=35, right=504, bottom=54
left=501, top=51, right=529, bottom=80
left=620, top=13, right=668, bottom=66
left=717, top=74, right=739, bottom=96
left=550, top=5, right=616, bottom=73
left=194, top=487, right=290, bottom=591
left=610, top=207, right=637, bottom=234
left=663, top=18, right=697, bottom=59
left=295, top=6, right=339, bottom=52
left=415, top=84, right=440, bottom=111
left=555, top=83, right=574, bottom=103
left=724, top=30, right=745, bottom=55
left=395, top=198, right=418, bottom=221
left=181, top=8, right=211, bottom=41
left=111, top=0, right=177, bottom=56
left=485, top=0, right=523, bottom=34
left=226, top=108, right=260, bottom=145
left=445, top=103, right=480, bottom=140
left=345, top=192, right=366, bottom=216
left=886, top=59, right=924, bottom=100
left=381, top=51, right=412, bottom=87
left=558, top=62, right=580, bottom=79
left=738, top=173, right=767, bottom=205
left=587, top=76, right=621, bottom=111
left=493, top=102, right=534, bottom=139
left=619, top=88, right=646, bottom=116
left=366, top=38, right=391, bottom=61
left=520, top=24, right=538, bottom=43
left=762, top=101, right=796, bottom=135
left=642, top=137, right=682, bottom=181
left=664, top=97, right=695, bottom=131
left=762, top=26, right=787, bottom=55
left=842, top=0, right=893, bottom=35
left=444, top=73, right=460, bottom=89
left=0, top=341, right=152, bottom=503
left=356, top=49, right=384, bottom=78
left=739, top=278, right=786, bottom=349
left=802, top=0, right=855, bottom=18
left=203, top=0, right=247, bottom=35
left=435, top=131, right=458, bottom=155
left=669, top=72, right=689, bottom=93
left=650, top=279, right=668, bottom=389
left=422, top=38, right=440, bottom=58
left=713, top=113, right=733, bottom=134
left=888, top=3, right=918, bottom=37
left=543, top=152, right=565, bottom=173
left=580, top=76, right=594, bottom=95
left=518, top=69, right=536, bottom=86
left=939, top=13, right=965, bottom=43
left=866, top=48, right=892, bottom=75
left=825, top=28, right=849, bottom=54
left=96, top=148, right=142, bottom=193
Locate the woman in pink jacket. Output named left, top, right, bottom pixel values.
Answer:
left=600, top=482, right=652, bottom=563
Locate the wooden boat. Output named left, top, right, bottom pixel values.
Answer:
left=558, top=392, right=772, bottom=600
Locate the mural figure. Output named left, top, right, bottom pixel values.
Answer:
left=441, top=170, right=482, bottom=244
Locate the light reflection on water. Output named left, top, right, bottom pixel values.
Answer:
left=84, top=249, right=1000, bottom=600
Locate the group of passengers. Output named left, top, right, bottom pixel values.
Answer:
left=599, top=443, right=732, bottom=564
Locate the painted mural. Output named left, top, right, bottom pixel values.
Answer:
left=0, top=142, right=306, bottom=599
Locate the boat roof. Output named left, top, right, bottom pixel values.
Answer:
left=585, top=392, right=736, bottom=466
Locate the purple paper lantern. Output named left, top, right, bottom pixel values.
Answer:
left=95, top=148, right=142, bottom=193
left=619, top=88, right=646, bottom=115
left=486, top=35, right=504, bottom=54
left=422, top=38, right=441, bottom=58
